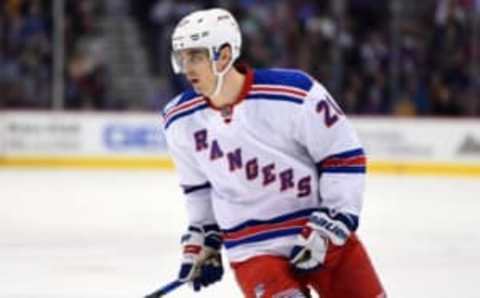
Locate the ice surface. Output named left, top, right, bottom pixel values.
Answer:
left=1, top=169, right=479, bottom=297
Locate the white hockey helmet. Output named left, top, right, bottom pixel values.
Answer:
left=170, top=8, right=242, bottom=74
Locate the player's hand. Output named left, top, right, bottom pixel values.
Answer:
left=178, top=225, right=224, bottom=291
left=289, top=211, right=351, bottom=273
left=289, top=226, right=328, bottom=273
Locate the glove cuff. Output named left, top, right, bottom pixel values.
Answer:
left=203, top=224, right=222, bottom=251
left=181, top=224, right=223, bottom=256
left=308, top=210, right=356, bottom=246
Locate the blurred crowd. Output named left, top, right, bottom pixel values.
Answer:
left=0, top=0, right=109, bottom=109
left=0, top=0, right=51, bottom=108
left=1, top=0, right=479, bottom=116
left=134, top=0, right=480, bottom=116
left=63, top=0, right=110, bottom=110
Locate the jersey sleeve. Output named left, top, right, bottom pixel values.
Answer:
left=162, top=108, right=216, bottom=227
left=293, top=81, right=366, bottom=232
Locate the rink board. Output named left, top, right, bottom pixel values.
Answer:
left=0, top=112, right=479, bottom=176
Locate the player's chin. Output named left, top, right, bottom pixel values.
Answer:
left=193, top=84, right=209, bottom=96
left=192, top=84, right=203, bottom=94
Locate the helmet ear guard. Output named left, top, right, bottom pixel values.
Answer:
left=212, top=47, right=221, bottom=62
left=171, top=53, right=182, bottom=74
left=213, top=44, right=235, bottom=73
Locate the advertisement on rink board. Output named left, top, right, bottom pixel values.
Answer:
left=102, top=122, right=166, bottom=152
left=456, top=133, right=480, bottom=157
left=1, top=112, right=83, bottom=154
left=352, top=118, right=480, bottom=163
left=0, top=111, right=480, bottom=174
left=0, top=112, right=167, bottom=157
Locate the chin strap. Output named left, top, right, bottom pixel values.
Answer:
left=208, top=52, right=234, bottom=98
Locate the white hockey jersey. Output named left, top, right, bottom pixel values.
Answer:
left=162, top=66, right=366, bottom=263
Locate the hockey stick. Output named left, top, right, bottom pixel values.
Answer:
left=144, top=279, right=185, bottom=298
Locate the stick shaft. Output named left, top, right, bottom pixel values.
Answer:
left=145, top=280, right=184, bottom=298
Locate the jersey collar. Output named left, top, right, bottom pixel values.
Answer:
left=205, top=64, right=253, bottom=112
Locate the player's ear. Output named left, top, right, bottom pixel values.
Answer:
left=218, top=44, right=232, bottom=71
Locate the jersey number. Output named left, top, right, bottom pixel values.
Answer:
left=316, top=96, right=344, bottom=128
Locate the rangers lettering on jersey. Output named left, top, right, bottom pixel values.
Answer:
left=193, top=128, right=312, bottom=198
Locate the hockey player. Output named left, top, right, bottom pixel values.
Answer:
left=162, top=7, right=386, bottom=298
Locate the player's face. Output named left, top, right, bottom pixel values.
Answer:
left=174, top=48, right=216, bottom=95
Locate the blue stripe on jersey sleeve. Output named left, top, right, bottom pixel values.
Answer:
left=253, top=69, right=314, bottom=92
left=162, top=89, right=200, bottom=116
left=316, top=148, right=366, bottom=174
left=322, top=167, right=366, bottom=174
left=164, top=103, right=209, bottom=129
left=246, top=93, right=304, bottom=105
left=326, top=148, right=365, bottom=159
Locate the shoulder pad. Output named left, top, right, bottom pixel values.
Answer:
left=253, top=68, right=314, bottom=92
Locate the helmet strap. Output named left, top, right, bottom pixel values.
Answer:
left=209, top=50, right=234, bottom=98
